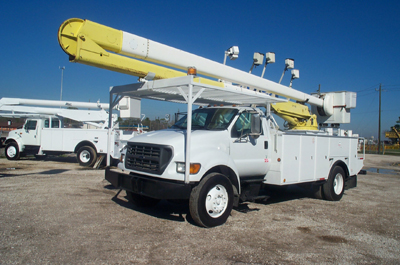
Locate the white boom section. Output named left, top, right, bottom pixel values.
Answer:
left=110, top=75, right=287, bottom=106
left=0, top=105, right=109, bottom=123
left=0, top=97, right=109, bottom=110
left=119, top=32, right=323, bottom=107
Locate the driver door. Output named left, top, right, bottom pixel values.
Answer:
left=229, top=112, right=269, bottom=177
left=22, top=119, right=40, bottom=146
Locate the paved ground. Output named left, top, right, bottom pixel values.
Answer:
left=0, top=154, right=399, bottom=264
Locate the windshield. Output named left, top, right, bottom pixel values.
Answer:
left=172, top=108, right=238, bottom=130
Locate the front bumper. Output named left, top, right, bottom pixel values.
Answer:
left=105, top=167, right=192, bottom=200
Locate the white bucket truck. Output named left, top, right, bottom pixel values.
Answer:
left=58, top=18, right=365, bottom=227
left=1, top=97, right=139, bottom=167
left=105, top=76, right=364, bottom=227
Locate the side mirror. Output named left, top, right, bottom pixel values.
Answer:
left=250, top=113, right=261, bottom=138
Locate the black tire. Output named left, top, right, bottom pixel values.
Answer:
left=189, top=173, right=234, bottom=228
left=323, top=166, right=345, bottom=201
left=76, top=146, right=97, bottom=167
left=126, top=191, right=160, bottom=207
left=5, top=142, right=20, bottom=160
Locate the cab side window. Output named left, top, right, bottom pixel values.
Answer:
left=231, top=112, right=263, bottom=138
left=44, top=119, right=50, bottom=128
left=51, top=119, right=60, bottom=128
left=25, top=120, right=37, bottom=130
left=231, top=112, right=251, bottom=138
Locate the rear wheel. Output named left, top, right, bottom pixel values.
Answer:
left=5, top=142, right=20, bottom=160
left=323, top=166, right=345, bottom=201
left=189, top=173, right=234, bottom=228
left=76, top=146, right=97, bottom=167
left=126, top=191, right=160, bottom=207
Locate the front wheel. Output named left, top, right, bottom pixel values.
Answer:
left=189, top=173, right=234, bottom=228
left=76, top=146, right=97, bottom=167
left=5, top=142, right=20, bottom=160
left=323, top=166, right=345, bottom=201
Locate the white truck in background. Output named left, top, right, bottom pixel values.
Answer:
left=1, top=97, right=139, bottom=167
left=58, top=18, right=365, bottom=227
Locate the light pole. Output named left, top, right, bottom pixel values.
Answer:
left=59, top=66, right=65, bottom=103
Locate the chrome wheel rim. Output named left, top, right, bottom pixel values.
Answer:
left=333, top=173, right=344, bottom=195
left=205, top=184, right=228, bottom=218
left=79, top=150, right=91, bottom=163
left=7, top=146, right=17, bottom=158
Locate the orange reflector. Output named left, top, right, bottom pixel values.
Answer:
left=277, top=158, right=281, bottom=162
left=190, top=163, right=201, bottom=174
left=187, top=67, right=197, bottom=75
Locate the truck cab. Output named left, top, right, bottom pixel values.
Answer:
left=107, top=105, right=278, bottom=227
left=5, top=116, right=61, bottom=159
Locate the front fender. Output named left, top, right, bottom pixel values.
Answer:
left=191, top=149, right=240, bottom=188
left=5, top=136, right=25, bottom=152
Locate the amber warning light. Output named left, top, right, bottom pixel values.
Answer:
left=187, top=67, right=197, bottom=75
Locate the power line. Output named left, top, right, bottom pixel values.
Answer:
left=382, top=84, right=400, bottom=87
left=354, top=83, right=380, bottom=93
left=357, top=91, right=378, bottom=97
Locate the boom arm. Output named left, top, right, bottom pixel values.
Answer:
left=271, top=102, right=318, bottom=130
left=58, top=18, right=325, bottom=107
left=0, top=105, right=109, bottom=123
left=0, top=98, right=117, bottom=128
left=0, top=97, right=109, bottom=110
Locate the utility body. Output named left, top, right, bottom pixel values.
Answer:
left=58, top=18, right=365, bottom=227
left=1, top=98, right=136, bottom=167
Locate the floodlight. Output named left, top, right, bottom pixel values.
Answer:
left=285, top=58, right=294, bottom=69
left=223, top=46, right=239, bottom=64
left=261, top=52, right=275, bottom=78
left=291, top=69, right=299, bottom=79
left=266, top=52, right=276, bottom=64
left=279, top=58, right=295, bottom=84
left=289, top=69, right=300, bottom=87
left=249, top=52, right=264, bottom=73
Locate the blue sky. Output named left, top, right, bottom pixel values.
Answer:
left=1, top=0, right=399, bottom=140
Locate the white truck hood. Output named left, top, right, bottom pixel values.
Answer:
left=127, top=128, right=230, bottom=162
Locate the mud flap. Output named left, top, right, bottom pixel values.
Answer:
left=345, top=175, right=357, bottom=190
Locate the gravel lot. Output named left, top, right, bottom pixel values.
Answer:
left=0, top=153, right=399, bottom=264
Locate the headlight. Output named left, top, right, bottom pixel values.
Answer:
left=176, top=162, right=201, bottom=174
